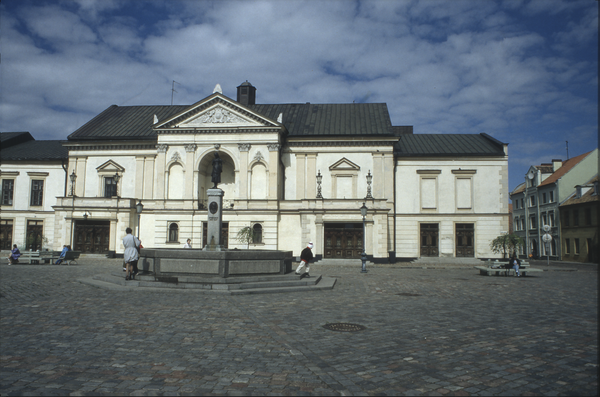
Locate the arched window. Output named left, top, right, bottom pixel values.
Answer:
left=168, top=223, right=179, bottom=242
left=252, top=223, right=262, bottom=244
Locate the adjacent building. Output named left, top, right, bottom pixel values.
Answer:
left=510, top=149, right=598, bottom=259
left=0, top=132, right=69, bottom=251
left=3, top=82, right=510, bottom=261
left=560, top=176, right=599, bottom=263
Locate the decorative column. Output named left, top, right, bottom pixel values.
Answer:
left=154, top=144, right=168, bottom=199
left=184, top=144, right=197, bottom=199
left=135, top=156, right=145, bottom=199
left=267, top=144, right=280, bottom=200
left=238, top=143, right=250, bottom=199
left=75, top=157, right=87, bottom=197
left=143, top=157, right=155, bottom=199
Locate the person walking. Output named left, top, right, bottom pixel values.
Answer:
left=295, top=242, right=314, bottom=278
left=7, top=244, right=20, bottom=265
left=123, top=227, right=140, bottom=280
left=183, top=239, right=192, bottom=248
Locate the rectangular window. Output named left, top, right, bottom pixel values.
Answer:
left=420, top=178, right=437, bottom=209
left=456, top=178, right=472, bottom=209
left=520, top=198, right=524, bottom=209
left=530, top=216, right=537, bottom=230
left=565, top=238, right=570, bottom=254
left=514, top=218, right=519, bottom=231
left=564, top=211, right=570, bottom=226
left=549, top=191, right=554, bottom=202
left=514, top=200, right=519, bottom=209
left=574, top=238, right=580, bottom=255
left=585, top=208, right=592, bottom=226
left=30, top=180, right=44, bottom=206
left=1, top=179, right=14, bottom=205
left=549, top=211, right=555, bottom=227
left=542, top=193, right=547, bottom=204
left=521, top=218, right=526, bottom=231
left=542, top=212, right=548, bottom=228
left=104, top=177, right=117, bottom=198
left=573, top=210, right=579, bottom=226
left=529, top=195, right=536, bottom=207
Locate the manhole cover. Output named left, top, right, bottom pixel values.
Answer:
left=396, top=293, right=422, bottom=296
left=323, top=323, right=366, bottom=332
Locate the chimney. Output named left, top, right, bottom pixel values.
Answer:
left=237, top=81, right=256, bottom=106
left=552, top=159, right=562, bottom=172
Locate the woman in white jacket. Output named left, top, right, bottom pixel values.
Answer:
left=123, top=227, right=140, bottom=280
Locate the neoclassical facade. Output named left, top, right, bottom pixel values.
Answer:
left=20, top=82, right=509, bottom=260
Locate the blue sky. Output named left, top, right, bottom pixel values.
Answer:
left=1, top=0, right=597, bottom=192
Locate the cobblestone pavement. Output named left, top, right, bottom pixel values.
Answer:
left=1, top=259, right=597, bottom=396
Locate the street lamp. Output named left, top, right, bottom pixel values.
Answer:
left=136, top=201, right=144, bottom=239
left=69, top=171, right=77, bottom=196
left=113, top=172, right=120, bottom=197
left=542, top=224, right=552, bottom=267
left=316, top=170, right=323, bottom=199
left=360, top=202, right=368, bottom=273
left=365, top=170, right=373, bottom=199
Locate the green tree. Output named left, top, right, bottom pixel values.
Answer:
left=236, top=226, right=255, bottom=249
left=490, top=233, right=524, bottom=258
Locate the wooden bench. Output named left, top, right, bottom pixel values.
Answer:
left=43, top=251, right=81, bottom=265
left=9, top=251, right=41, bottom=264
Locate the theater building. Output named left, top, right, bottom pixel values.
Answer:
left=46, top=82, right=509, bottom=260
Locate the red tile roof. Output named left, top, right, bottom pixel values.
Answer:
left=539, top=151, right=592, bottom=187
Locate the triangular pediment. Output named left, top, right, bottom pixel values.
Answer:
left=154, top=93, right=279, bottom=130
left=329, top=157, right=360, bottom=171
left=96, top=160, right=124, bottom=173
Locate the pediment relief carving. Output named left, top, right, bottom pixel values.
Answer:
left=96, top=160, right=125, bottom=173
left=329, top=157, right=361, bottom=171
left=155, top=95, right=280, bottom=130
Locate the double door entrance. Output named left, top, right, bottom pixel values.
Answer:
left=74, top=221, right=110, bottom=253
left=324, top=223, right=363, bottom=259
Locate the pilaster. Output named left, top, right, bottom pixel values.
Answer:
left=155, top=144, right=167, bottom=199
left=135, top=157, right=144, bottom=199
left=185, top=144, right=197, bottom=199
left=143, top=157, right=155, bottom=199
left=238, top=143, right=250, bottom=199
left=296, top=154, right=306, bottom=199
left=306, top=154, right=317, bottom=198
left=268, top=144, right=280, bottom=200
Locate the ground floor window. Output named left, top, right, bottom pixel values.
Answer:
left=0, top=219, right=13, bottom=250
left=168, top=222, right=179, bottom=242
left=252, top=223, right=263, bottom=244
left=26, top=220, right=43, bottom=251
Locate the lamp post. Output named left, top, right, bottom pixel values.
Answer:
left=542, top=224, right=552, bottom=267
left=136, top=201, right=144, bottom=239
left=69, top=171, right=77, bottom=196
left=316, top=170, right=323, bottom=199
left=113, top=172, right=120, bottom=198
left=69, top=171, right=77, bottom=247
left=360, top=202, right=368, bottom=273
left=365, top=170, right=373, bottom=199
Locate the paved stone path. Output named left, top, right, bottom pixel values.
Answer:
left=1, top=259, right=597, bottom=396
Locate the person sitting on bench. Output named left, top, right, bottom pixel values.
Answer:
left=8, top=244, right=21, bottom=265
left=54, top=245, right=70, bottom=265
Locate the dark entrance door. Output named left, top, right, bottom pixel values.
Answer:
left=203, top=222, right=228, bottom=248
left=456, top=223, right=475, bottom=257
left=420, top=223, right=439, bottom=257
left=26, top=220, right=43, bottom=251
left=324, top=223, right=363, bottom=258
left=74, top=221, right=110, bottom=253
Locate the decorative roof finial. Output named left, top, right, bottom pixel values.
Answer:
left=213, top=84, right=222, bottom=94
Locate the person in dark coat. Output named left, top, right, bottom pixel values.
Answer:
left=295, top=242, right=314, bottom=278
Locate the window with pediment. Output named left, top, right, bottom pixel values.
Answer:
left=329, top=158, right=360, bottom=199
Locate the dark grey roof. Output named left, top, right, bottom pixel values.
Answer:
left=68, top=105, right=187, bottom=140
left=1, top=131, right=34, bottom=148
left=249, top=103, right=393, bottom=136
left=394, top=133, right=505, bottom=157
left=68, top=102, right=395, bottom=140
left=0, top=139, right=68, bottom=161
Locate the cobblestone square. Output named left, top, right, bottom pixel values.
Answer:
left=1, top=259, right=597, bottom=396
